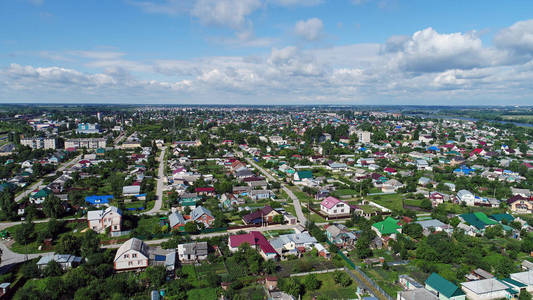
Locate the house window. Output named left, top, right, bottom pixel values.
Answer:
left=128, top=261, right=133, bottom=266
left=340, top=209, right=344, bottom=213
left=124, top=254, right=129, bottom=258
left=132, top=253, right=137, bottom=258
left=333, top=210, right=337, bottom=213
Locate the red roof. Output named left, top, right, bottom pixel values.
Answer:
left=195, top=187, right=215, bottom=193
left=384, top=167, right=397, bottom=173
left=229, top=231, right=277, bottom=255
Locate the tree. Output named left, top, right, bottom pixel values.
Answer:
left=14, top=220, right=35, bottom=245
left=80, top=230, right=100, bottom=257
left=140, top=266, right=166, bottom=288
left=184, top=222, right=199, bottom=234
left=420, top=198, right=432, bottom=210
left=21, top=261, right=40, bottom=279
left=273, top=214, right=284, bottom=224
left=280, top=277, right=304, bottom=297
left=333, top=270, right=352, bottom=287
left=55, top=233, right=81, bottom=255
left=403, top=223, right=423, bottom=239
left=43, top=260, right=63, bottom=277
left=519, top=290, right=532, bottom=300
left=43, top=194, right=64, bottom=218
left=303, top=274, right=321, bottom=291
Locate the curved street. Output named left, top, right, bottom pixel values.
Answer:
left=246, top=157, right=307, bottom=225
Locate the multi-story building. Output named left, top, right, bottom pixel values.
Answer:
left=76, top=123, right=100, bottom=134
left=20, top=137, right=56, bottom=150
left=87, top=206, right=122, bottom=234
left=65, top=138, right=106, bottom=149
left=114, top=238, right=150, bottom=272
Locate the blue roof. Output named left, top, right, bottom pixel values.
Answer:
left=427, top=146, right=439, bottom=151
left=85, top=195, right=113, bottom=205
left=154, top=255, right=166, bottom=261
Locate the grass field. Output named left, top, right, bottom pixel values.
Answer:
left=187, top=287, right=217, bottom=299
left=302, top=272, right=358, bottom=300
left=368, top=193, right=403, bottom=211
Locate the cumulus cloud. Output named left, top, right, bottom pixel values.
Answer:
left=494, top=19, right=533, bottom=60
left=294, top=18, right=324, bottom=41
left=4, top=20, right=533, bottom=104
left=388, top=27, right=497, bottom=73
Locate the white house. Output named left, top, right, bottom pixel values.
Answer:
left=114, top=238, right=150, bottom=272
left=87, top=206, right=122, bottom=234
left=320, top=196, right=350, bottom=218
left=461, top=278, right=517, bottom=300
left=457, top=190, right=476, bottom=206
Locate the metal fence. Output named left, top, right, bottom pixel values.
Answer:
left=337, top=251, right=394, bottom=300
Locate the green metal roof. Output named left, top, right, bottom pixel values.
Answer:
left=490, top=213, right=514, bottom=223
left=473, top=212, right=498, bottom=226
left=296, top=170, right=313, bottom=179
left=425, top=273, right=465, bottom=298
left=372, top=217, right=401, bottom=235
left=501, top=277, right=527, bottom=288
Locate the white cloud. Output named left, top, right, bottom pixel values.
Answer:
left=294, top=18, right=324, bottom=41
left=4, top=21, right=533, bottom=104
left=191, top=0, right=262, bottom=29
left=388, top=27, right=497, bottom=73
left=494, top=19, right=533, bottom=58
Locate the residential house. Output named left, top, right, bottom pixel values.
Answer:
left=250, top=189, right=274, bottom=200
left=461, top=278, right=517, bottom=300
left=87, top=206, right=122, bottom=234
left=399, top=274, right=423, bottom=290
left=456, top=190, right=475, bottom=206
left=177, top=242, right=208, bottom=263
left=37, top=254, right=82, bottom=270
left=398, top=288, right=439, bottom=300
left=114, top=238, right=150, bottom=272
left=269, top=232, right=317, bottom=257
left=372, top=217, right=402, bottom=238
left=228, top=231, right=279, bottom=260
left=294, top=170, right=313, bottom=182
left=425, top=273, right=466, bottom=300
left=190, top=206, right=214, bottom=228
left=169, top=211, right=186, bottom=231
left=416, top=219, right=453, bottom=236
left=242, top=205, right=280, bottom=225
left=123, top=185, right=141, bottom=197
left=85, top=195, right=113, bottom=208
left=320, top=196, right=351, bottom=218
left=30, top=188, right=50, bottom=204
left=507, top=195, right=533, bottom=214
left=325, top=224, right=357, bottom=247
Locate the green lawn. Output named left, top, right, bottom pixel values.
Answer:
left=186, top=287, right=217, bottom=299
left=368, top=193, right=404, bottom=211
left=302, top=272, right=358, bottom=300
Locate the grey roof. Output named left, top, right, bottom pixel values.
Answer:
left=169, top=211, right=186, bottom=227
left=165, top=252, right=176, bottom=267
left=190, top=206, right=213, bottom=221
left=122, top=185, right=141, bottom=195
left=461, top=278, right=509, bottom=294
left=270, top=232, right=317, bottom=250
left=37, top=254, right=82, bottom=266
left=179, top=242, right=208, bottom=256
left=416, top=219, right=447, bottom=230
left=398, top=288, right=438, bottom=300
left=114, top=238, right=149, bottom=261
left=0, top=283, right=10, bottom=289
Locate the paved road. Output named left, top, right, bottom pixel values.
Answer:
left=113, top=132, right=126, bottom=146
left=14, top=154, right=82, bottom=202
left=0, top=240, right=52, bottom=270
left=246, top=158, right=307, bottom=225
left=144, top=147, right=166, bottom=215
left=102, top=223, right=300, bottom=249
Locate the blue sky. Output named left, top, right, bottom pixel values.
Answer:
left=1, top=0, right=533, bottom=105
